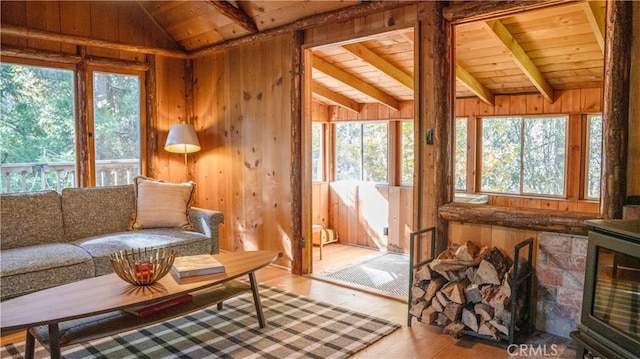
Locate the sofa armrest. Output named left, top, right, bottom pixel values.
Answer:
left=188, top=207, right=224, bottom=254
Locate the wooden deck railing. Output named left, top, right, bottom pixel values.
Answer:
left=0, top=159, right=140, bottom=193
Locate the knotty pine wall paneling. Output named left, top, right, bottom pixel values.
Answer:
left=448, top=222, right=538, bottom=267
left=88, top=1, right=120, bottom=59
left=1, top=1, right=28, bottom=48
left=193, top=51, right=231, bottom=249
left=311, top=183, right=330, bottom=228
left=328, top=182, right=413, bottom=254
left=153, top=57, right=187, bottom=183
left=193, top=35, right=294, bottom=268
left=58, top=1, right=91, bottom=54
left=311, top=101, right=330, bottom=230
left=24, top=1, right=63, bottom=53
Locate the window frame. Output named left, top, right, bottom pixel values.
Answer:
left=332, top=121, right=390, bottom=185
left=1, top=57, right=147, bottom=191
left=399, top=120, right=415, bottom=187
left=86, top=66, right=146, bottom=187
left=454, top=116, right=468, bottom=192
left=311, top=122, right=325, bottom=183
left=453, top=110, right=602, bottom=210
left=584, top=114, right=603, bottom=200
left=478, top=114, right=569, bottom=198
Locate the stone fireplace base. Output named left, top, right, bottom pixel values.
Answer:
left=535, top=232, right=587, bottom=338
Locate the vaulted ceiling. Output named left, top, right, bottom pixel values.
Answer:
left=138, top=0, right=359, bottom=51
left=137, top=1, right=605, bottom=112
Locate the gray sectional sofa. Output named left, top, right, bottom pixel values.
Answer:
left=0, top=185, right=223, bottom=301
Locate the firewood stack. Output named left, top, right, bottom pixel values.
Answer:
left=410, top=241, right=527, bottom=340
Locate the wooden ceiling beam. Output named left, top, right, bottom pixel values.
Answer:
left=206, top=0, right=259, bottom=33
left=342, top=43, right=414, bottom=90
left=443, top=0, right=573, bottom=24
left=312, top=83, right=363, bottom=113
left=484, top=20, right=554, bottom=102
left=0, top=23, right=187, bottom=59
left=313, top=55, right=400, bottom=111
left=582, top=1, right=605, bottom=54
left=456, top=63, right=495, bottom=106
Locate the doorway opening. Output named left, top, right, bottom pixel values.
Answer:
left=303, top=27, right=416, bottom=301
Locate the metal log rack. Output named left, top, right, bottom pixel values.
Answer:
left=407, top=228, right=534, bottom=345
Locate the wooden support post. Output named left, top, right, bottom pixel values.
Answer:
left=76, top=46, right=90, bottom=188
left=145, top=54, right=158, bottom=179
left=291, top=30, right=304, bottom=275
left=601, top=0, right=632, bottom=219
left=415, top=1, right=453, bottom=255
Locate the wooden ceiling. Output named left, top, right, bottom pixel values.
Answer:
left=138, top=0, right=359, bottom=51
left=310, top=1, right=606, bottom=111
left=137, top=1, right=605, bottom=111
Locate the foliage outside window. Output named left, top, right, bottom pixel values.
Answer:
left=311, top=122, right=323, bottom=182
left=0, top=63, right=144, bottom=193
left=335, top=122, right=388, bottom=184
left=586, top=114, right=602, bottom=199
left=455, top=117, right=467, bottom=191
left=481, top=116, right=567, bottom=196
left=92, top=72, right=141, bottom=187
left=1, top=63, right=76, bottom=193
left=400, top=121, right=414, bottom=186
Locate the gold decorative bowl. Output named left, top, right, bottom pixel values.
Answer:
left=110, top=247, right=176, bottom=285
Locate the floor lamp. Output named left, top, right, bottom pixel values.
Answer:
left=165, top=124, right=201, bottom=179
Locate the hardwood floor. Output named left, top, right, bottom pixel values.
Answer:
left=262, top=244, right=514, bottom=359
left=1, top=245, right=572, bottom=358
left=310, top=242, right=382, bottom=274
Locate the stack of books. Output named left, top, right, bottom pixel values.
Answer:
left=125, top=294, right=193, bottom=317
left=171, top=254, right=226, bottom=279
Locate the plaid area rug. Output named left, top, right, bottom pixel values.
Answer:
left=315, top=252, right=410, bottom=297
left=1, top=286, right=400, bottom=359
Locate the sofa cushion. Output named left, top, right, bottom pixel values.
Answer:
left=0, top=244, right=94, bottom=300
left=0, top=191, right=65, bottom=250
left=130, top=176, right=195, bottom=230
left=74, top=229, right=211, bottom=275
left=61, top=185, right=135, bottom=242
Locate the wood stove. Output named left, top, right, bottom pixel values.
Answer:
left=571, top=219, right=640, bottom=359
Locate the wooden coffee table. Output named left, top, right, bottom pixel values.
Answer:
left=0, top=250, right=279, bottom=359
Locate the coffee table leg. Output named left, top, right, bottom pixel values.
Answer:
left=49, top=323, right=61, bottom=359
left=248, top=272, right=266, bottom=328
left=25, top=329, right=35, bottom=359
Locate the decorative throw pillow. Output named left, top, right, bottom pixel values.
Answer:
left=130, top=176, right=195, bottom=230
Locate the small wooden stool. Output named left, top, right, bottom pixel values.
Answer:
left=312, top=225, right=338, bottom=260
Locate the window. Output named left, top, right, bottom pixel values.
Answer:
left=586, top=115, right=602, bottom=199
left=1, top=63, right=76, bottom=193
left=92, top=71, right=142, bottom=186
left=335, top=122, right=388, bottom=183
left=455, top=117, right=467, bottom=191
left=311, top=122, right=323, bottom=182
left=1, top=61, right=145, bottom=193
left=481, top=116, right=567, bottom=196
left=400, top=121, right=414, bottom=186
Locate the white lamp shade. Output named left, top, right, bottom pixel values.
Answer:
left=165, top=124, right=201, bottom=154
